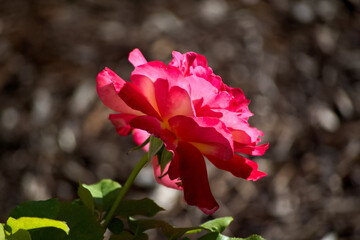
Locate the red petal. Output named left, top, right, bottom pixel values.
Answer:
left=207, top=154, right=267, bottom=181
left=199, top=108, right=256, bottom=135
left=119, top=81, right=161, bottom=120
left=168, top=116, right=234, bottom=160
left=186, top=75, right=218, bottom=108
left=231, top=126, right=264, bottom=145
left=169, top=51, right=208, bottom=76
left=154, top=79, right=194, bottom=121
left=153, top=156, right=182, bottom=190
left=129, top=116, right=178, bottom=150
left=96, top=68, right=141, bottom=115
left=168, top=148, right=181, bottom=181
left=133, top=129, right=150, bottom=151
left=128, top=48, right=147, bottom=67
left=221, top=85, right=250, bottom=112
left=235, top=143, right=269, bottom=156
left=131, top=75, right=159, bottom=113
left=108, top=113, right=137, bottom=136
left=176, top=141, right=219, bottom=214
left=132, top=61, right=180, bottom=83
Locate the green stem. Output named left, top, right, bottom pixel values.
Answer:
left=102, top=154, right=149, bottom=228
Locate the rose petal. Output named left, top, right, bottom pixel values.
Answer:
left=119, top=81, right=162, bottom=120
left=133, top=129, right=150, bottom=151
left=153, top=156, right=182, bottom=190
left=207, top=154, right=267, bottom=181
left=235, top=143, right=269, bottom=156
left=169, top=51, right=208, bottom=76
left=130, top=115, right=178, bottom=150
left=108, top=113, right=137, bottom=136
left=131, top=61, right=179, bottom=83
left=186, top=75, right=218, bottom=109
left=176, top=141, right=219, bottom=214
left=154, top=78, right=194, bottom=121
left=129, top=48, right=147, bottom=67
left=168, top=116, right=234, bottom=160
left=168, top=51, right=184, bottom=69
left=202, top=91, right=232, bottom=110
left=222, top=86, right=250, bottom=112
left=131, top=75, right=159, bottom=114
left=96, top=68, right=141, bottom=115
left=198, top=108, right=254, bottom=132
left=168, top=149, right=181, bottom=181
left=231, top=126, right=264, bottom=145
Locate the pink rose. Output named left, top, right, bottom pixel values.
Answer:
left=97, top=49, right=268, bottom=214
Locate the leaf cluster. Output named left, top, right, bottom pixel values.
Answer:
left=0, top=178, right=264, bottom=240
left=0, top=137, right=265, bottom=240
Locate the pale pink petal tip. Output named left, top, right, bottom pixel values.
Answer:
left=129, top=48, right=147, bottom=67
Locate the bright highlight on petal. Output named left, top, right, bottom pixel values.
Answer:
left=133, top=129, right=150, bottom=151
left=119, top=81, right=161, bottom=120
left=154, top=79, right=195, bottom=121
left=96, top=49, right=269, bottom=214
left=129, top=48, right=147, bottom=67
left=131, top=75, right=159, bottom=113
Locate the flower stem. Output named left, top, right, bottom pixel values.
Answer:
left=102, top=154, right=149, bottom=228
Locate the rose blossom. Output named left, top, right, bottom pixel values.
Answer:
left=96, top=49, right=268, bottom=214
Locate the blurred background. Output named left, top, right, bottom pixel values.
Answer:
left=0, top=0, right=359, bottom=239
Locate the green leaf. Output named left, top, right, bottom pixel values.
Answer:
left=129, top=218, right=246, bottom=240
left=7, top=198, right=104, bottom=240
left=108, top=218, right=124, bottom=235
left=200, top=217, right=233, bottom=233
left=78, top=182, right=95, bottom=213
left=198, top=233, right=265, bottom=240
left=110, top=232, right=148, bottom=240
left=128, top=137, right=150, bottom=154
left=6, top=217, right=69, bottom=235
left=243, top=235, right=265, bottom=240
left=116, top=198, right=164, bottom=217
left=0, top=224, right=5, bottom=240
left=185, top=217, right=233, bottom=235
left=198, top=232, right=225, bottom=240
left=28, top=227, right=69, bottom=240
left=129, top=218, right=200, bottom=240
left=157, top=146, right=173, bottom=174
left=148, top=136, right=163, bottom=160
left=57, top=202, right=104, bottom=240
left=71, top=199, right=83, bottom=206
left=110, top=231, right=134, bottom=240
left=9, top=199, right=60, bottom=219
left=6, top=229, right=31, bottom=240
left=133, top=232, right=148, bottom=240
left=82, top=179, right=122, bottom=212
